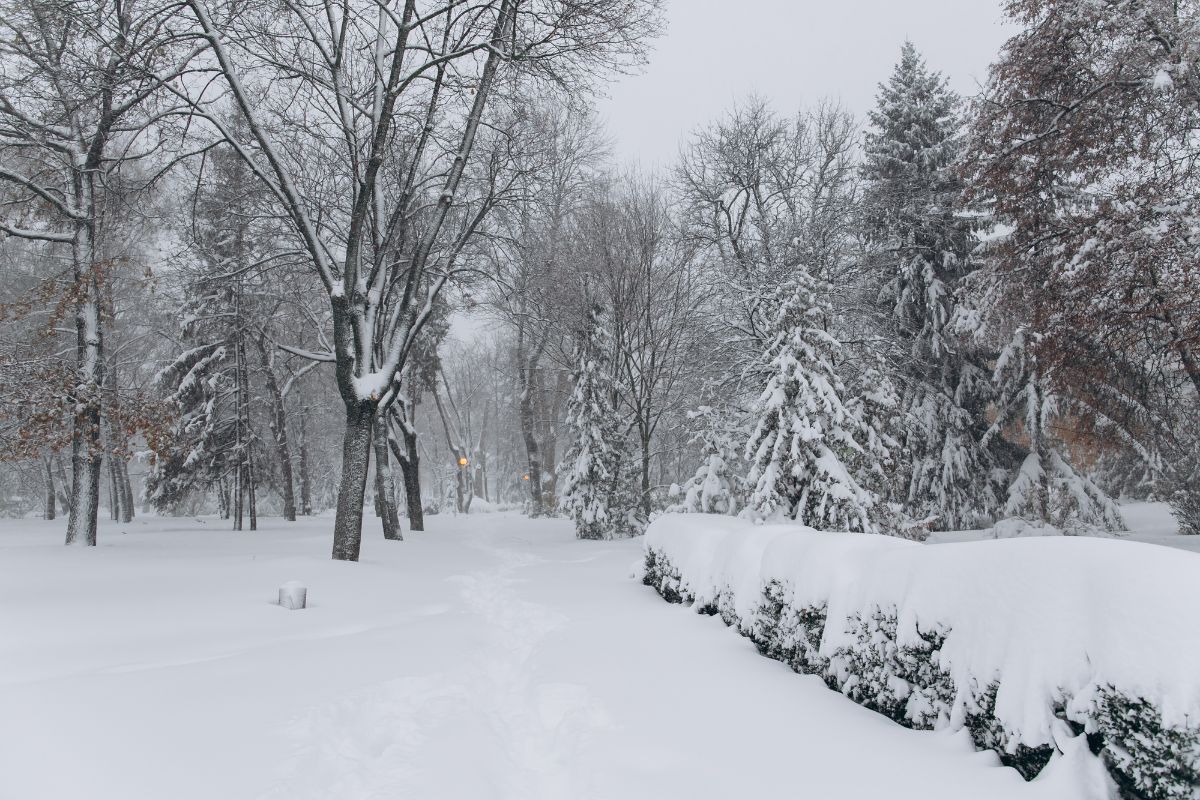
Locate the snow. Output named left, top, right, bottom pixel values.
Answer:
left=646, top=510, right=1200, bottom=750
left=278, top=580, right=307, bottom=610
left=929, top=500, right=1200, bottom=554
left=0, top=512, right=1095, bottom=799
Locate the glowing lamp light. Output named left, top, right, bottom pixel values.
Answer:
left=522, top=474, right=530, bottom=481
left=457, top=456, right=469, bottom=467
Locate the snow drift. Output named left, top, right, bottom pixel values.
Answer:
left=642, top=513, right=1200, bottom=800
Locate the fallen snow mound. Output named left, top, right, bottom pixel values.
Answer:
left=643, top=513, right=1200, bottom=799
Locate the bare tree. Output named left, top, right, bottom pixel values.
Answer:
left=0, top=0, right=197, bottom=544
left=484, top=99, right=606, bottom=513
left=575, top=175, right=706, bottom=514
left=676, top=97, right=859, bottom=353
left=180, top=0, right=661, bottom=559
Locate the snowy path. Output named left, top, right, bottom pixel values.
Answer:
left=1, top=513, right=1082, bottom=799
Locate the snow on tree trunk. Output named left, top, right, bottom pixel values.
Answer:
left=332, top=402, right=375, bottom=561
left=298, top=405, right=313, bottom=516
left=65, top=213, right=104, bottom=547
left=388, top=409, right=425, bottom=532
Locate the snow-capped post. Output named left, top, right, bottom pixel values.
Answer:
left=278, top=581, right=307, bottom=610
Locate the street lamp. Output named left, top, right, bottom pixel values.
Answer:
left=457, top=456, right=469, bottom=467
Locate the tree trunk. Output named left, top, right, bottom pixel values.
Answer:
left=64, top=226, right=103, bottom=547
left=117, top=457, right=134, bottom=523
left=233, top=462, right=244, bottom=531
left=542, top=368, right=570, bottom=497
left=297, top=405, right=313, bottom=516
left=519, top=387, right=545, bottom=514
left=373, top=418, right=402, bottom=540
left=108, top=454, right=120, bottom=521
left=640, top=426, right=653, bottom=517
left=43, top=456, right=56, bottom=521
left=104, top=356, right=135, bottom=523
left=217, top=476, right=227, bottom=519
left=332, top=401, right=374, bottom=561
left=389, top=413, right=424, bottom=531
left=257, top=337, right=297, bottom=521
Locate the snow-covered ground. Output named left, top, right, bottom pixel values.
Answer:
left=0, top=511, right=1099, bottom=800
left=927, top=500, right=1200, bottom=554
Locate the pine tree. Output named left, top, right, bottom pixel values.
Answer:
left=743, top=279, right=881, bottom=532
left=145, top=144, right=265, bottom=525
left=861, top=42, right=997, bottom=530
left=988, top=329, right=1124, bottom=532
left=673, top=405, right=748, bottom=515
left=558, top=304, right=641, bottom=539
left=962, top=0, right=1200, bottom=532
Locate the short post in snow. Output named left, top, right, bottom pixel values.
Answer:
left=278, top=581, right=307, bottom=610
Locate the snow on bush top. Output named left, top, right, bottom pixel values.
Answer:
left=645, top=513, right=1200, bottom=746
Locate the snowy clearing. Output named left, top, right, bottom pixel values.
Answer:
left=0, top=512, right=1097, bottom=800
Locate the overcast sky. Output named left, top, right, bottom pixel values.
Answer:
left=596, top=0, right=1014, bottom=167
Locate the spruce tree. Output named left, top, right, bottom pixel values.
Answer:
left=988, top=329, right=1124, bottom=532
left=674, top=405, right=747, bottom=515
left=558, top=304, right=640, bottom=539
left=743, top=279, right=881, bottom=532
left=861, top=42, right=997, bottom=530
left=145, top=144, right=265, bottom=525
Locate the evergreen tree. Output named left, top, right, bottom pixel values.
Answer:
left=558, top=304, right=641, bottom=539
left=145, top=144, right=266, bottom=526
left=861, top=42, right=998, bottom=530
left=743, top=280, right=881, bottom=532
left=673, top=405, right=748, bottom=515
left=962, top=0, right=1200, bottom=532
left=987, top=329, right=1124, bottom=532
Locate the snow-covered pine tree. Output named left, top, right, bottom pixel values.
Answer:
left=145, top=145, right=265, bottom=526
left=673, top=405, right=748, bottom=515
left=987, top=329, right=1124, bottom=533
left=743, top=279, right=881, bottom=532
left=558, top=304, right=641, bottom=539
left=860, top=41, right=998, bottom=530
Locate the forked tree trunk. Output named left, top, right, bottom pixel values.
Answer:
left=389, top=414, right=424, bottom=531
left=373, top=418, right=402, bottom=540
left=105, top=357, right=135, bottom=523
left=332, top=401, right=375, bottom=561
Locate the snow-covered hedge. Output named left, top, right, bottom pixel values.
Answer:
left=642, top=514, right=1200, bottom=800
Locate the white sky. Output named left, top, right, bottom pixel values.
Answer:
left=596, top=0, right=1014, bottom=167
